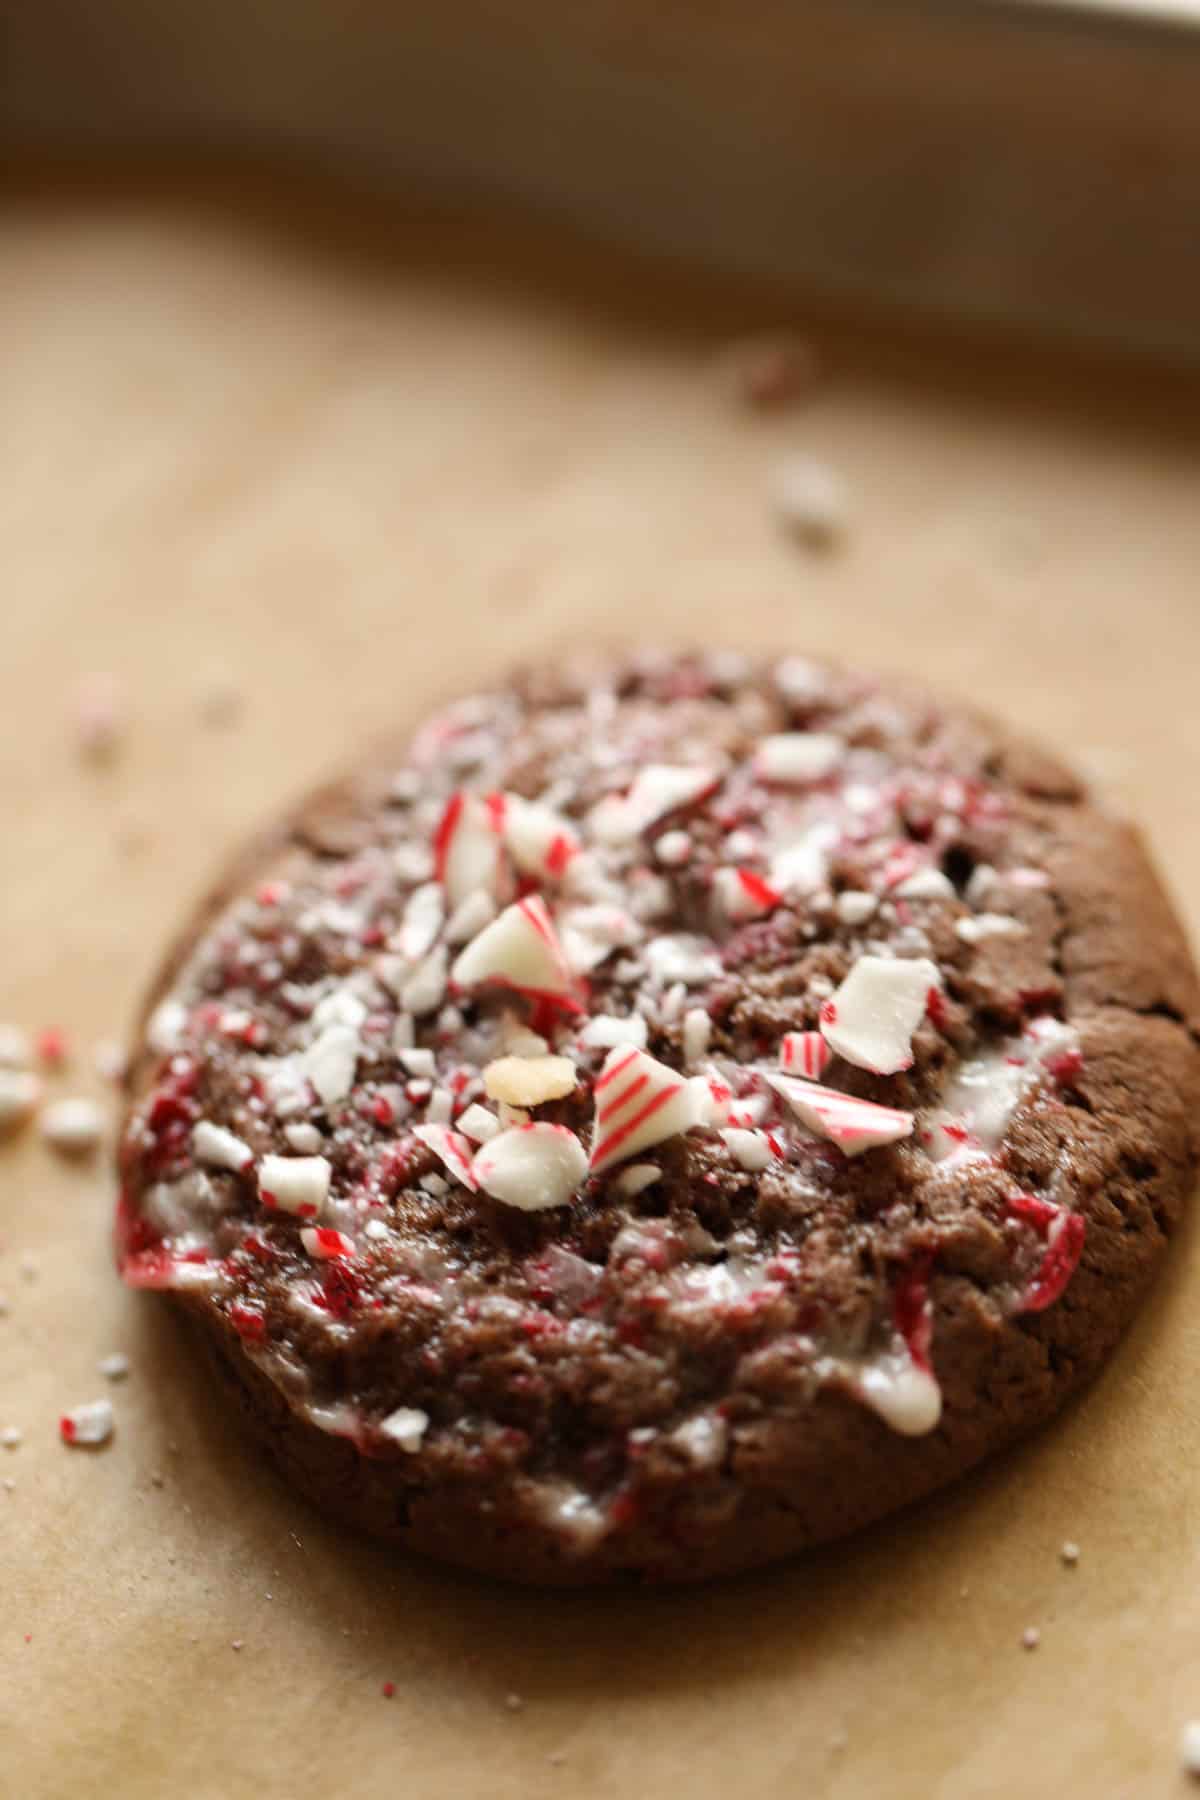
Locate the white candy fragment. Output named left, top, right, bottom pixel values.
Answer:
left=301, top=1023, right=360, bottom=1104
left=433, top=791, right=504, bottom=908
left=258, top=1154, right=331, bottom=1217
left=769, top=821, right=840, bottom=896
left=588, top=765, right=720, bottom=844
left=0, top=1069, right=41, bottom=1132
left=60, top=1399, right=114, bottom=1447
left=40, top=1098, right=104, bottom=1155
left=483, top=1055, right=577, bottom=1108
left=444, top=889, right=496, bottom=946
left=643, top=934, right=722, bottom=989
left=98, top=1353, right=129, bottom=1381
left=819, top=956, right=939, bottom=1075
left=312, top=986, right=369, bottom=1032
left=854, top=1348, right=942, bottom=1436
left=615, top=1163, right=660, bottom=1196
left=654, top=830, right=692, bottom=867
left=558, top=903, right=642, bottom=974
left=1179, top=1721, right=1200, bottom=1778
left=192, top=1120, right=254, bottom=1173
left=779, top=1031, right=831, bottom=1080
left=0, top=1026, right=31, bottom=1069
left=379, top=1407, right=429, bottom=1453
left=283, top=1121, right=324, bottom=1154
left=579, top=1013, right=648, bottom=1051
left=412, top=1123, right=478, bottom=1190
left=398, top=882, right=444, bottom=961
left=299, top=1227, right=356, bottom=1260
left=765, top=1073, right=913, bottom=1157
left=895, top=868, right=955, bottom=901
left=956, top=913, right=1027, bottom=944
left=399, top=945, right=449, bottom=1017
left=451, top=897, right=577, bottom=1008
left=501, top=794, right=578, bottom=879
left=720, top=1128, right=773, bottom=1172
left=713, top=867, right=781, bottom=921
left=682, top=1008, right=711, bottom=1063
left=770, top=454, right=848, bottom=547
left=456, top=1103, right=500, bottom=1144
left=398, top=1047, right=437, bottom=1079
left=147, top=1000, right=188, bottom=1054
left=836, top=890, right=878, bottom=926
left=590, top=1047, right=696, bottom=1174
left=755, top=732, right=843, bottom=785
left=472, top=1123, right=587, bottom=1211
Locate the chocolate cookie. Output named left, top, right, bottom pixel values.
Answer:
left=116, top=651, right=1200, bottom=1583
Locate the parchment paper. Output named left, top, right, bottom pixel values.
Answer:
left=4, top=162, right=1200, bottom=1800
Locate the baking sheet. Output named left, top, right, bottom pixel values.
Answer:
left=4, top=163, right=1200, bottom=1800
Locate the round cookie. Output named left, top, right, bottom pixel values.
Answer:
left=116, top=651, right=1200, bottom=1583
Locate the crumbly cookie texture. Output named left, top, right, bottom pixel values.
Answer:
left=117, top=651, right=1200, bottom=1583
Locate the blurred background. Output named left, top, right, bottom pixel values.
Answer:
left=6, top=8, right=1200, bottom=1797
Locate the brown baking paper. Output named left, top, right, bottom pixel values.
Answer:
left=4, top=162, right=1200, bottom=1800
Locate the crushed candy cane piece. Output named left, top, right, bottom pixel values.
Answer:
left=192, top=1120, right=254, bottom=1173
left=819, top=956, right=940, bottom=1075
left=398, top=1047, right=437, bottom=1079
left=0, top=1026, right=31, bottom=1069
left=283, top=1121, right=323, bottom=1154
left=714, top=866, right=782, bottom=921
left=380, top=1407, right=429, bottom=1452
left=60, top=1399, right=114, bottom=1447
left=457, top=1103, right=500, bottom=1143
left=444, top=889, right=496, bottom=946
left=956, top=913, right=1026, bottom=944
left=413, top=1123, right=478, bottom=1190
left=399, top=945, right=449, bottom=1017
left=98, top=1353, right=129, bottom=1381
left=720, top=1127, right=773, bottom=1172
left=579, top=1013, right=648, bottom=1050
left=40, top=1097, right=104, bottom=1155
left=300, top=1227, right=356, bottom=1260
left=301, top=1023, right=360, bottom=1104
left=0, top=1069, right=41, bottom=1132
left=770, top=456, right=848, bottom=547
left=765, top=1073, right=913, bottom=1157
left=590, top=1047, right=695, bottom=1174
left=502, top=794, right=579, bottom=878
left=398, top=882, right=444, bottom=961
left=588, top=765, right=720, bottom=844
left=682, top=1008, right=711, bottom=1063
left=258, top=1154, right=331, bottom=1217
left=755, top=732, right=843, bottom=785
left=654, top=830, right=692, bottom=867
left=472, top=1123, right=587, bottom=1211
left=483, top=1055, right=577, bottom=1108
left=780, top=1031, right=831, bottom=1080
left=835, top=890, right=878, bottom=926
left=643, top=934, right=722, bottom=988
left=615, top=1163, right=660, bottom=1196
left=433, top=791, right=504, bottom=908
left=1181, top=1722, right=1200, bottom=1778
left=894, top=868, right=955, bottom=901
left=451, top=896, right=578, bottom=1009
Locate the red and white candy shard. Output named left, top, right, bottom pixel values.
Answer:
left=192, top=1120, right=254, bottom=1174
left=60, top=1398, right=114, bottom=1447
left=765, top=1072, right=914, bottom=1157
left=779, top=1031, right=831, bottom=1080
left=300, top=1022, right=360, bottom=1105
left=412, top=1123, right=478, bottom=1191
left=433, top=791, right=504, bottom=909
left=300, top=1226, right=357, bottom=1260
left=257, top=1154, right=331, bottom=1217
left=755, top=732, right=843, bottom=785
left=819, top=956, right=940, bottom=1075
left=588, top=765, right=720, bottom=844
left=590, top=1046, right=696, bottom=1174
left=451, top=896, right=579, bottom=1010
left=501, top=794, right=579, bottom=879
left=713, top=867, right=782, bottom=921
left=472, top=1123, right=587, bottom=1211
left=853, top=1347, right=941, bottom=1435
